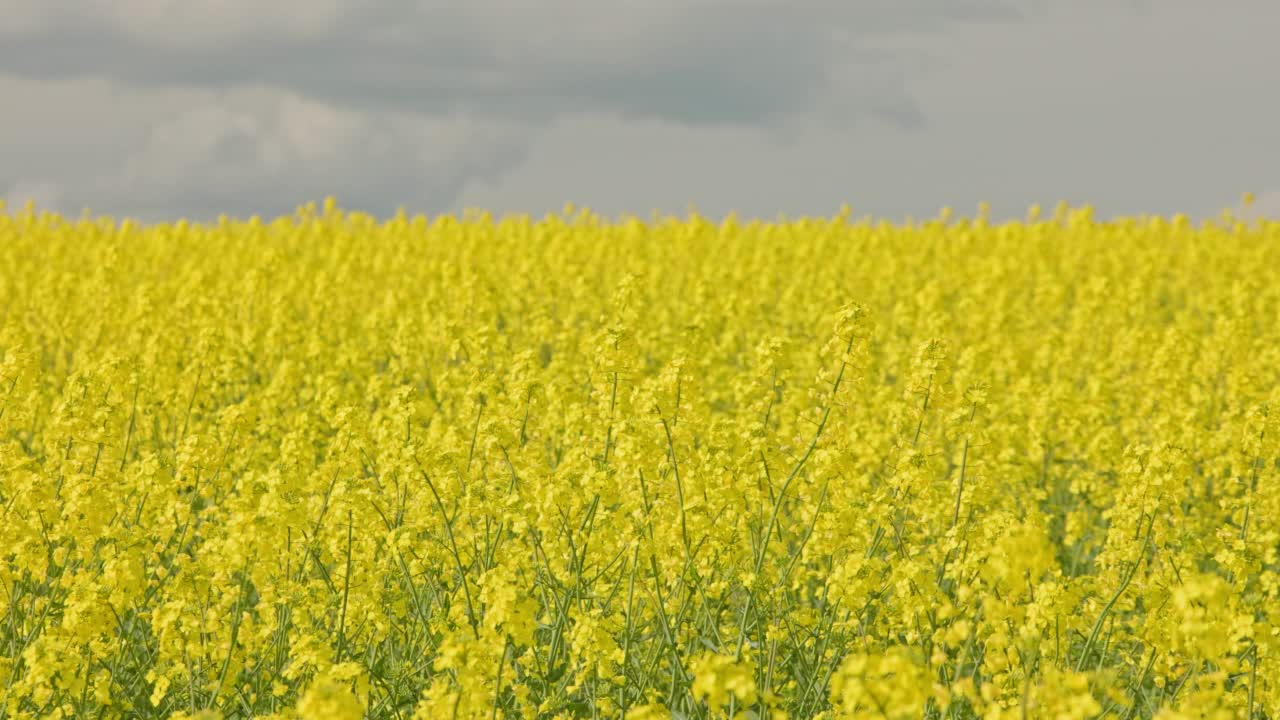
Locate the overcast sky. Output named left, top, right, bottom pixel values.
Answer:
left=1, top=0, right=1277, bottom=222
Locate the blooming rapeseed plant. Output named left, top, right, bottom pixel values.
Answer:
left=0, top=198, right=1276, bottom=718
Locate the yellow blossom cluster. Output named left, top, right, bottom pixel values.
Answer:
left=0, top=198, right=1277, bottom=719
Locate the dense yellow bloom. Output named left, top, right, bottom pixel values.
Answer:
left=828, top=647, right=935, bottom=719
left=0, top=200, right=1277, bottom=718
left=690, top=652, right=758, bottom=714
left=296, top=669, right=364, bottom=720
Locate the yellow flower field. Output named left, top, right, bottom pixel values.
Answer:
left=0, top=198, right=1276, bottom=719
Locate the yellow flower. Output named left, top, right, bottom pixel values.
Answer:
left=829, top=647, right=933, bottom=719
left=296, top=671, right=364, bottom=720
left=690, top=651, right=758, bottom=712
left=3, top=203, right=1278, bottom=718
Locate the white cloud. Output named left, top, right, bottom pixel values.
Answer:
left=0, top=74, right=530, bottom=220
left=103, top=88, right=532, bottom=219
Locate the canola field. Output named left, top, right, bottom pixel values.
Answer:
left=0, top=199, right=1277, bottom=719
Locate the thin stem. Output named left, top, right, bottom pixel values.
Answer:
left=734, top=332, right=857, bottom=659
left=416, top=460, right=481, bottom=638
left=1076, top=512, right=1155, bottom=672
left=335, top=511, right=355, bottom=662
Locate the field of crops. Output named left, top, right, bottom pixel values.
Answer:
left=0, top=199, right=1277, bottom=719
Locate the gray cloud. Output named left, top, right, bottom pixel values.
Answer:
left=0, top=1, right=1027, bottom=129
left=1236, top=191, right=1280, bottom=221
left=452, top=1, right=1277, bottom=222
left=21, top=1, right=1244, bottom=221
left=1, top=179, right=63, bottom=214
